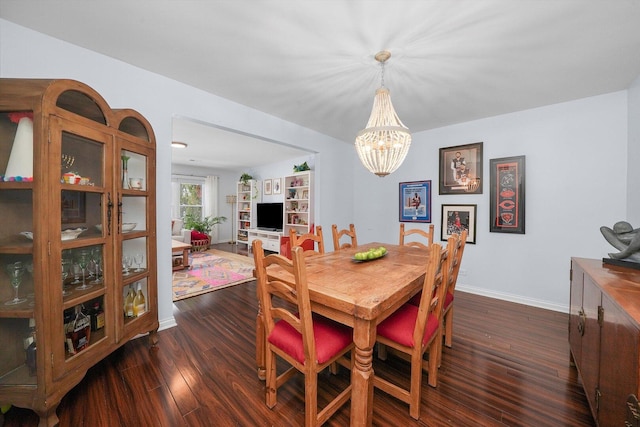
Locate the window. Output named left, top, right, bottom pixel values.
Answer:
left=171, top=176, right=205, bottom=220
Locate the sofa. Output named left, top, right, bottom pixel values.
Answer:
left=171, top=219, right=192, bottom=243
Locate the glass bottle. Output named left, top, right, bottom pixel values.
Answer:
left=67, top=305, right=90, bottom=355
left=133, top=282, right=146, bottom=317
left=90, top=301, right=105, bottom=331
left=124, top=285, right=135, bottom=318
left=25, top=318, right=36, bottom=376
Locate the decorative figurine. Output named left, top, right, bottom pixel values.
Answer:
left=601, top=221, right=640, bottom=263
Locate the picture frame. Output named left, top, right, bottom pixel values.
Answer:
left=399, top=180, right=432, bottom=223
left=272, top=178, right=281, bottom=194
left=439, top=142, right=483, bottom=195
left=263, top=179, right=272, bottom=195
left=441, top=204, right=476, bottom=244
left=489, top=155, right=525, bottom=234
left=61, top=191, right=86, bottom=224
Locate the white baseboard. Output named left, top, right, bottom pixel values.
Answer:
left=457, top=284, right=568, bottom=314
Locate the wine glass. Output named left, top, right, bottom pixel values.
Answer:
left=122, top=255, right=132, bottom=276
left=71, top=263, right=81, bottom=284
left=134, top=253, right=144, bottom=272
left=90, top=248, right=102, bottom=284
left=61, top=258, right=72, bottom=296
left=5, top=261, right=27, bottom=305
left=76, top=251, right=93, bottom=291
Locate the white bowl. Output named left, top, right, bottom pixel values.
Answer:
left=95, top=223, right=136, bottom=233
left=21, top=227, right=88, bottom=241
left=122, top=223, right=137, bottom=232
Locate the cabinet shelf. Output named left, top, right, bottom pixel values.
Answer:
left=0, top=306, right=34, bottom=319
left=0, top=365, right=37, bottom=386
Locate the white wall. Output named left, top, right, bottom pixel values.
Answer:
left=1, top=19, right=636, bottom=317
left=628, top=76, right=640, bottom=225
left=0, top=20, right=351, bottom=329
left=354, top=92, right=629, bottom=311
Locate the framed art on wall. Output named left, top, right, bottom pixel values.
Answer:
left=489, top=155, right=525, bottom=234
left=272, top=178, right=281, bottom=194
left=439, top=142, right=483, bottom=195
left=441, top=204, right=476, bottom=244
left=399, top=180, right=432, bottom=223
left=263, top=179, right=272, bottom=195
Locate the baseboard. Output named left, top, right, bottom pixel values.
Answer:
left=457, top=284, right=568, bottom=314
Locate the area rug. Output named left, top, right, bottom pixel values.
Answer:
left=172, top=249, right=255, bottom=301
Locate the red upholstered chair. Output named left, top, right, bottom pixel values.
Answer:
left=252, top=240, right=353, bottom=426
left=331, top=224, right=358, bottom=251
left=374, top=242, right=447, bottom=420
left=399, top=223, right=434, bottom=249
left=289, top=225, right=325, bottom=258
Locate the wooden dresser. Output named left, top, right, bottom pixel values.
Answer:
left=569, top=257, right=640, bottom=426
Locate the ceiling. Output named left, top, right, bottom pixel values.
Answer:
left=3, top=1, right=640, bottom=168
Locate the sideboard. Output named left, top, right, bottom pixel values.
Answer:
left=569, top=257, right=640, bottom=426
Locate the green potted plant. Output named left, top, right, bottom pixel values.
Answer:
left=184, top=213, right=227, bottom=235
left=240, top=172, right=253, bottom=185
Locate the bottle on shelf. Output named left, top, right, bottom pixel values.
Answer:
left=133, top=282, right=146, bottom=317
left=66, top=305, right=91, bottom=356
left=25, top=318, right=36, bottom=376
left=124, top=285, right=135, bottom=318
left=90, top=301, right=105, bottom=331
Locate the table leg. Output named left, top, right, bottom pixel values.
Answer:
left=351, top=318, right=376, bottom=426
left=182, top=247, right=189, bottom=269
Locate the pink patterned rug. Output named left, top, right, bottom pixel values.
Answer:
left=172, top=249, right=255, bottom=301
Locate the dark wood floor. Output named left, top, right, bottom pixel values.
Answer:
left=3, top=243, right=594, bottom=426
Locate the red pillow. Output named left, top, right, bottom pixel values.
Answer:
left=191, top=230, right=208, bottom=241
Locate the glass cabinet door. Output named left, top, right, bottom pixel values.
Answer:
left=49, top=117, right=114, bottom=378
left=118, top=144, right=153, bottom=339
left=0, top=111, right=36, bottom=385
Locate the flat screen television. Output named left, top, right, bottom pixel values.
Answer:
left=256, top=203, right=284, bottom=232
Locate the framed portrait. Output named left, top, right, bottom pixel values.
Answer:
left=61, top=191, right=86, bottom=224
left=399, top=181, right=432, bottom=223
left=439, top=142, right=483, bottom=195
left=441, top=204, right=476, bottom=244
left=263, top=179, right=272, bottom=195
left=490, top=155, right=525, bottom=234
left=272, top=178, right=281, bottom=194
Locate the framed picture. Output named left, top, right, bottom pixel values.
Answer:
left=439, top=142, right=483, bottom=195
left=272, top=178, right=281, bottom=194
left=399, top=180, right=432, bottom=223
left=441, top=204, right=476, bottom=244
left=61, top=191, right=86, bottom=224
left=264, top=179, right=272, bottom=195
left=490, top=155, right=525, bottom=234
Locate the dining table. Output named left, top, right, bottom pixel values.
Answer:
left=255, top=242, right=430, bottom=426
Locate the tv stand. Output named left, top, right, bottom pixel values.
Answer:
left=247, top=229, right=283, bottom=254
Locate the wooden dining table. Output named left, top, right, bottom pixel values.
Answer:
left=256, top=242, right=430, bottom=426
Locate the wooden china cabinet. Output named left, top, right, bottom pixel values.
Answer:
left=0, top=79, right=158, bottom=426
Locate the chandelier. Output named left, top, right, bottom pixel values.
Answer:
left=355, top=51, right=412, bottom=177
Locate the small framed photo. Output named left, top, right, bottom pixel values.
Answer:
left=272, top=178, right=281, bottom=194
left=61, top=191, right=86, bottom=224
left=264, top=179, right=272, bottom=195
left=490, top=155, right=525, bottom=234
left=439, top=142, right=483, bottom=195
left=399, top=181, right=432, bottom=223
left=441, top=204, right=476, bottom=244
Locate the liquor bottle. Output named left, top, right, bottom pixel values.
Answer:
left=67, top=305, right=91, bottom=355
left=124, top=285, right=135, bottom=318
left=133, top=282, right=146, bottom=317
left=25, top=318, right=36, bottom=376
left=90, top=301, right=105, bottom=331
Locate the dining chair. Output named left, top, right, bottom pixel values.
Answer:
left=289, top=225, right=325, bottom=257
left=373, top=241, right=447, bottom=420
left=399, top=223, right=434, bottom=249
left=331, top=223, right=358, bottom=251
left=252, top=240, right=353, bottom=426
left=441, top=229, right=467, bottom=350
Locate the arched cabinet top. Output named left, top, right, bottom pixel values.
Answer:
left=0, top=78, right=155, bottom=144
